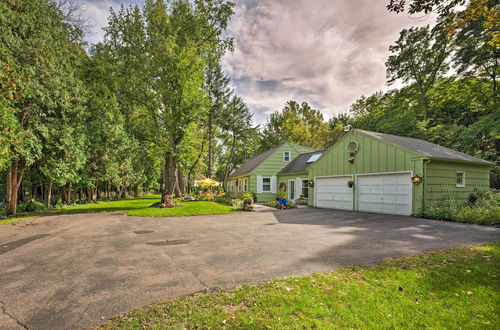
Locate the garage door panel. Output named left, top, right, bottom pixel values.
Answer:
left=316, top=177, right=353, bottom=210
left=356, top=173, right=412, bottom=216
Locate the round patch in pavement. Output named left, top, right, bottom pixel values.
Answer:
left=133, top=230, right=154, bottom=234
left=146, top=239, right=191, bottom=246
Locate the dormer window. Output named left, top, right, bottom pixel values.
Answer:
left=283, top=151, right=291, bottom=162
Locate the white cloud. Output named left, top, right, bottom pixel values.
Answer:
left=81, top=0, right=435, bottom=124
left=223, top=0, right=435, bottom=122
left=81, top=0, right=136, bottom=44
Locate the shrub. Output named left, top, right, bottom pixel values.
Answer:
left=468, top=188, right=486, bottom=205
left=417, top=205, right=453, bottom=221
left=18, top=200, right=46, bottom=213
left=451, top=205, right=499, bottom=226
left=418, top=190, right=499, bottom=225
left=263, top=200, right=296, bottom=209
left=232, top=199, right=244, bottom=211
left=276, top=190, right=287, bottom=199
left=263, top=200, right=278, bottom=208
left=242, top=192, right=253, bottom=202
left=198, top=191, right=216, bottom=201
left=0, top=202, right=7, bottom=218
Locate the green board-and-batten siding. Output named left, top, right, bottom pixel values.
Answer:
left=307, top=130, right=491, bottom=214
left=424, top=160, right=490, bottom=208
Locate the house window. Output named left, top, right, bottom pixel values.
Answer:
left=283, top=151, right=291, bottom=162
left=262, top=177, right=271, bottom=192
left=243, top=178, right=248, bottom=191
left=302, top=179, right=309, bottom=198
left=456, top=171, right=465, bottom=187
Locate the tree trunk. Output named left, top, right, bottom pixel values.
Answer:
left=223, top=135, right=237, bottom=187
left=46, top=180, right=53, bottom=208
left=66, top=183, right=72, bottom=204
left=6, top=166, right=11, bottom=205
left=166, top=151, right=177, bottom=195
left=187, top=136, right=207, bottom=193
left=177, top=169, right=185, bottom=195
left=7, top=160, right=25, bottom=215
left=163, top=155, right=170, bottom=193
left=207, top=109, right=213, bottom=178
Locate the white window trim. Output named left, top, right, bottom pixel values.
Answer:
left=244, top=178, right=248, bottom=191
left=283, top=151, right=291, bottom=162
left=262, top=177, right=272, bottom=192
left=456, top=171, right=465, bottom=188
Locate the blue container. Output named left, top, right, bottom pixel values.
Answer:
left=278, top=198, right=287, bottom=208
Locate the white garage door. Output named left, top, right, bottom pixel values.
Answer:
left=356, top=172, right=412, bottom=215
left=315, top=176, right=353, bottom=210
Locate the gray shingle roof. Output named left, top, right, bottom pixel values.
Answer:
left=227, top=144, right=285, bottom=179
left=279, top=150, right=325, bottom=174
left=356, top=129, right=491, bottom=164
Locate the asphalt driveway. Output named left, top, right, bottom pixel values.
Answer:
left=0, top=208, right=498, bottom=329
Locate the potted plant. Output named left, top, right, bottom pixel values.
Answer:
left=347, top=180, right=354, bottom=188
left=276, top=190, right=287, bottom=209
left=242, top=192, right=253, bottom=210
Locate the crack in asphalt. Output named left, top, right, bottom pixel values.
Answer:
left=1, top=301, right=28, bottom=329
left=161, top=250, right=209, bottom=290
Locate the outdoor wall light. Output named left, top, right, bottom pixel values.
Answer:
left=308, top=180, right=315, bottom=188
left=411, top=174, right=422, bottom=184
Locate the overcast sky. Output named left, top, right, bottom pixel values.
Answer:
left=81, top=0, right=434, bottom=123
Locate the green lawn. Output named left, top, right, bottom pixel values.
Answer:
left=102, top=243, right=500, bottom=329
left=0, top=195, right=235, bottom=224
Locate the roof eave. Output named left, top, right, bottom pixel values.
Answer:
left=427, top=157, right=493, bottom=166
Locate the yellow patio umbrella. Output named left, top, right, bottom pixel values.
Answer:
left=195, top=178, right=220, bottom=187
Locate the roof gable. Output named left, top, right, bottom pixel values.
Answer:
left=355, top=129, right=491, bottom=164
left=228, top=142, right=317, bottom=179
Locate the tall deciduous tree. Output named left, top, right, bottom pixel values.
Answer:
left=386, top=25, right=451, bottom=120
left=260, top=101, right=332, bottom=150
left=102, top=0, right=234, bottom=194
left=205, top=62, right=231, bottom=178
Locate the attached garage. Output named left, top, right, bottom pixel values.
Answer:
left=308, top=129, right=491, bottom=216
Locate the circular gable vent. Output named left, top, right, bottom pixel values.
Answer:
left=347, top=140, right=359, bottom=154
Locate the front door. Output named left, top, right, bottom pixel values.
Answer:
left=288, top=180, right=295, bottom=201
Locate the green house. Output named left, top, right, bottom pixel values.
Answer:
left=308, top=129, right=492, bottom=216
left=226, top=142, right=317, bottom=202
